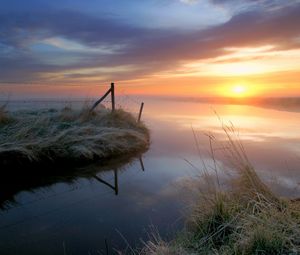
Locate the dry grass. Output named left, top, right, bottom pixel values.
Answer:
left=141, top=125, right=300, bottom=255
left=0, top=104, right=11, bottom=125
left=140, top=236, right=188, bottom=255
left=0, top=104, right=149, bottom=168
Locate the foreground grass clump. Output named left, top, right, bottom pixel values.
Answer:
left=142, top=127, right=300, bottom=255
left=0, top=105, right=149, bottom=167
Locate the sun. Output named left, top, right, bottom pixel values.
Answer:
left=231, top=85, right=247, bottom=97
left=218, top=83, right=256, bottom=98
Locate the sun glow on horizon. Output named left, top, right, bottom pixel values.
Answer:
left=232, top=85, right=247, bottom=96
left=219, top=84, right=253, bottom=98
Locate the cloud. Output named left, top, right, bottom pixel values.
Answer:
left=179, top=0, right=198, bottom=4
left=210, top=0, right=299, bottom=8
left=0, top=1, right=299, bottom=85
left=0, top=10, right=149, bottom=48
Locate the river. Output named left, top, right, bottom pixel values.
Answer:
left=0, top=97, right=299, bottom=254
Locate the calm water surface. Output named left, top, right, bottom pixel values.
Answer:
left=0, top=98, right=299, bottom=254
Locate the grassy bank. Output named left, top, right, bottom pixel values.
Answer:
left=0, top=104, right=149, bottom=168
left=142, top=127, right=300, bottom=255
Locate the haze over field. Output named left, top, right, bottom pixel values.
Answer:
left=1, top=0, right=300, bottom=98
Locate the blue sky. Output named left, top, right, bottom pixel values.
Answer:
left=1, top=0, right=229, bottom=29
left=0, top=0, right=300, bottom=95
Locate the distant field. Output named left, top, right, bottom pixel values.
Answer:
left=156, top=96, right=300, bottom=113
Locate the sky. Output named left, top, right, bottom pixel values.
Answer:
left=0, top=0, right=300, bottom=98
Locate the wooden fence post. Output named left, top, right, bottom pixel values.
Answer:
left=111, top=82, right=115, bottom=112
left=138, top=102, right=144, bottom=122
left=90, top=83, right=114, bottom=112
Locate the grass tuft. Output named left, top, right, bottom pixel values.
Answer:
left=0, top=104, right=11, bottom=125
left=0, top=105, right=149, bottom=168
left=141, top=125, right=300, bottom=255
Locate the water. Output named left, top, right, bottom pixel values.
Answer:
left=0, top=98, right=299, bottom=254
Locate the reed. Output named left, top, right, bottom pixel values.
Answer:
left=0, top=104, right=11, bottom=125
left=141, top=125, right=300, bottom=255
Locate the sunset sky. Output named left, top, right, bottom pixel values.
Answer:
left=1, top=0, right=300, bottom=98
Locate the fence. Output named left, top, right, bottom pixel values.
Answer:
left=90, top=82, right=144, bottom=122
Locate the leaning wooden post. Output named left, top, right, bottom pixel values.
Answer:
left=111, top=82, right=115, bottom=112
left=138, top=102, right=144, bottom=122
left=90, top=87, right=112, bottom=112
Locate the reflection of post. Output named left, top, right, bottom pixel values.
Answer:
left=105, top=238, right=109, bottom=255
left=139, top=156, right=145, bottom=171
left=93, top=170, right=119, bottom=196
left=114, top=169, right=118, bottom=195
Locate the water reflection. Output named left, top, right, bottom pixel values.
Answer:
left=0, top=98, right=299, bottom=254
left=143, top=99, right=300, bottom=198
left=92, top=156, right=145, bottom=196
left=158, top=96, right=300, bottom=113
left=0, top=154, right=146, bottom=209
